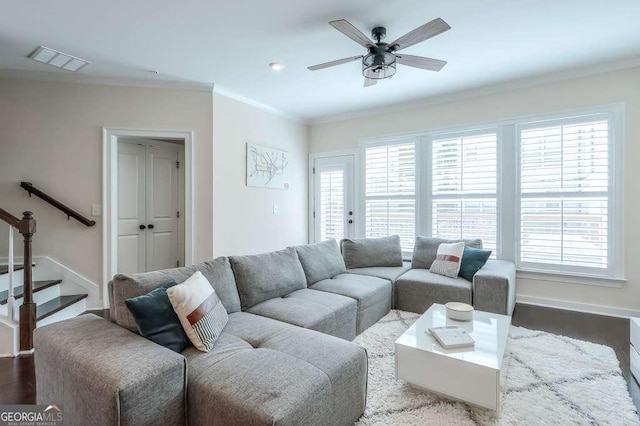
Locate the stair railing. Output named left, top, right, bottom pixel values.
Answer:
left=20, top=182, right=95, bottom=227
left=0, top=208, right=36, bottom=351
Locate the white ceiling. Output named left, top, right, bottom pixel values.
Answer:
left=2, top=0, right=640, bottom=122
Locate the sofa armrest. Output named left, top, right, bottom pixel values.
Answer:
left=35, top=314, right=187, bottom=426
left=472, top=259, right=516, bottom=316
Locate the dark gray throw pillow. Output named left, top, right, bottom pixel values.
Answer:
left=412, top=237, right=483, bottom=269
left=125, top=280, right=189, bottom=353
left=293, top=239, right=346, bottom=285
left=459, top=246, right=492, bottom=282
left=341, top=236, right=403, bottom=269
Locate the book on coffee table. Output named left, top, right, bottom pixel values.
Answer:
left=427, top=326, right=475, bottom=349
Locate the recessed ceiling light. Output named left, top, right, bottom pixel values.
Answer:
left=28, top=46, right=90, bottom=72
left=269, top=62, right=284, bottom=71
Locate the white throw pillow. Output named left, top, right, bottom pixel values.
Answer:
left=429, top=242, right=465, bottom=278
left=166, top=271, right=228, bottom=352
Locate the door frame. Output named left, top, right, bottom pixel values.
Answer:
left=308, top=149, right=359, bottom=243
left=102, top=127, right=194, bottom=308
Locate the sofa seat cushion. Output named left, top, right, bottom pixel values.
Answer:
left=346, top=262, right=411, bottom=283
left=311, top=274, right=392, bottom=334
left=245, top=289, right=357, bottom=340
left=183, top=312, right=367, bottom=426
left=395, top=268, right=472, bottom=314
left=293, top=239, right=346, bottom=285
left=230, top=248, right=307, bottom=310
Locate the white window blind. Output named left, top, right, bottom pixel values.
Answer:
left=431, top=132, right=498, bottom=254
left=519, top=118, right=610, bottom=271
left=319, top=169, right=345, bottom=241
left=364, top=142, right=416, bottom=251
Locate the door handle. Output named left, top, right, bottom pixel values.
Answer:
left=348, top=220, right=353, bottom=224
left=139, top=225, right=146, bottom=230
left=147, top=224, right=155, bottom=229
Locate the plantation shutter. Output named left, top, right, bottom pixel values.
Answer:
left=364, top=142, right=416, bottom=252
left=431, top=132, right=498, bottom=254
left=319, top=169, right=345, bottom=241
left=519, top=119, right=609, bottom=269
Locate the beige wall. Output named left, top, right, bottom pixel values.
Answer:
left=0, top=79, right=214, bottom=290
left=310, top=66, right=640, bottom=315
left=212, top=94, right=308, bottom=256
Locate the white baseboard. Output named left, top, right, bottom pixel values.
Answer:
left=0, top=317, right=18, bottom=358
left=517, top=294, right=640, bottom=319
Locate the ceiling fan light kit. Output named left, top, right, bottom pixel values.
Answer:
left=308, top=18, right=450, bottom=87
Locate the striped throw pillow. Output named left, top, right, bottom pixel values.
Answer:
left=429, top=242, right=465, bottom=278
left=167, top=271, right=228, bottom=352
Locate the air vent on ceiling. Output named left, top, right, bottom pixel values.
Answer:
left=28, top=46, right=90, bottom=72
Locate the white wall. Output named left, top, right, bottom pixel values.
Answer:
left=309, top=66, right=640, bottom=316
left=0, top=79, right=214, bottom=292
left=212, top=94, right=308, bottom=256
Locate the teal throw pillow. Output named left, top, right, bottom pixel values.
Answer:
left=125, top=280, right=189, bottom=353
left=458, top=246, right=492, bottom=282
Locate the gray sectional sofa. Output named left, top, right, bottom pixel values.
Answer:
left=34, top=236, right=515, bottom=426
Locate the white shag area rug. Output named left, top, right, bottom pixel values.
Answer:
left=354, top=310, right=639, bottom=425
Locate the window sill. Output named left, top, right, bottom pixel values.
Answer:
left=516, top=269, right=627, bottom=288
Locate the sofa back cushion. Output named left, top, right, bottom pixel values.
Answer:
left=109, top=257, right=240, bottom=333
left=412, top=237, right=483, bottom=269
left=293, top=239, right=346, bottom=285
left=230, top=248, right=307, bottom=310
left=341, top=235, right=403, bottom=269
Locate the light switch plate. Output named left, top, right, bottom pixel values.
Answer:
left=273, top=204, right=279, bottom=214
left=91, top=204, right=101, bottom=217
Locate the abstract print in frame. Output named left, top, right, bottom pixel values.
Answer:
left=246, top=143, right=290, bottom=189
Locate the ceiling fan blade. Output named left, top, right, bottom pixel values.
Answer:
left=329, top=19, right=375, bottom=48
left=389, top=18, right=451, bottom=51
left=396, top=54, right=447, bottom=71
left=364, top=78, right=378, bottom=87
left=307, top=55, right=363, bottom=71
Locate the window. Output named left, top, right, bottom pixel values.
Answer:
left=364, top=141, right=416, bottom=252
left=518, top=117, right=613, bottom=275
left=355, top=105, right=622, bottom=280
left=431, top=132, right=498, bottom=254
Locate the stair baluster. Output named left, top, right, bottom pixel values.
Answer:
left=7, top=224, right=14, bottom=323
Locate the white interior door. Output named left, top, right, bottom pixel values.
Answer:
left=117, top=140, right=181, bottom=273
left=313, top=155, right=355, bottom=243
left=146, top=145, right=179, bottom=271
left=117, top=143, right=146, bottom=274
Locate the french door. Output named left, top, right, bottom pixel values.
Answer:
left=117, top=141, right=181, bottom=274
left=312, top=154, right=355, bottom=243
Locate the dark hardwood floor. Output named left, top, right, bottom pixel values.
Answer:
left=1, top=305, right=638, bottom=411
left=511, top=304, right=640, bottom=411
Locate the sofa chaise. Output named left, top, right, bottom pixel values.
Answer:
left=34, top=236, right=515, bottom=426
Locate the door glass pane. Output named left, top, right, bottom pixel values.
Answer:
left=319, top=169, right=345, bottom=241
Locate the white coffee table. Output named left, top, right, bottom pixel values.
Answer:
left=395, top=303, right=511, bottom=413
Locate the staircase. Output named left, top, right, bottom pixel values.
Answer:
left=0, top=265, right=87, bottom=328
left=1, top=184, right=97, bottom=357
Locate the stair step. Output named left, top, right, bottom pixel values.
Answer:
left=0, top=280, right=62, bottom=305
left=37, top=294, right=88, bottom=322
left=0, top=263, right=36, bottom=275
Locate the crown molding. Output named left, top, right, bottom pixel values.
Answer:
left=213, top=85, right=308, bottom=124
left=310, top=56, right=640, bottom=125
left=0, top=69, right=214, bottom=92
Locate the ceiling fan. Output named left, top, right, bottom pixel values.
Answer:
left=308, top=18, right=451, bottom=87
